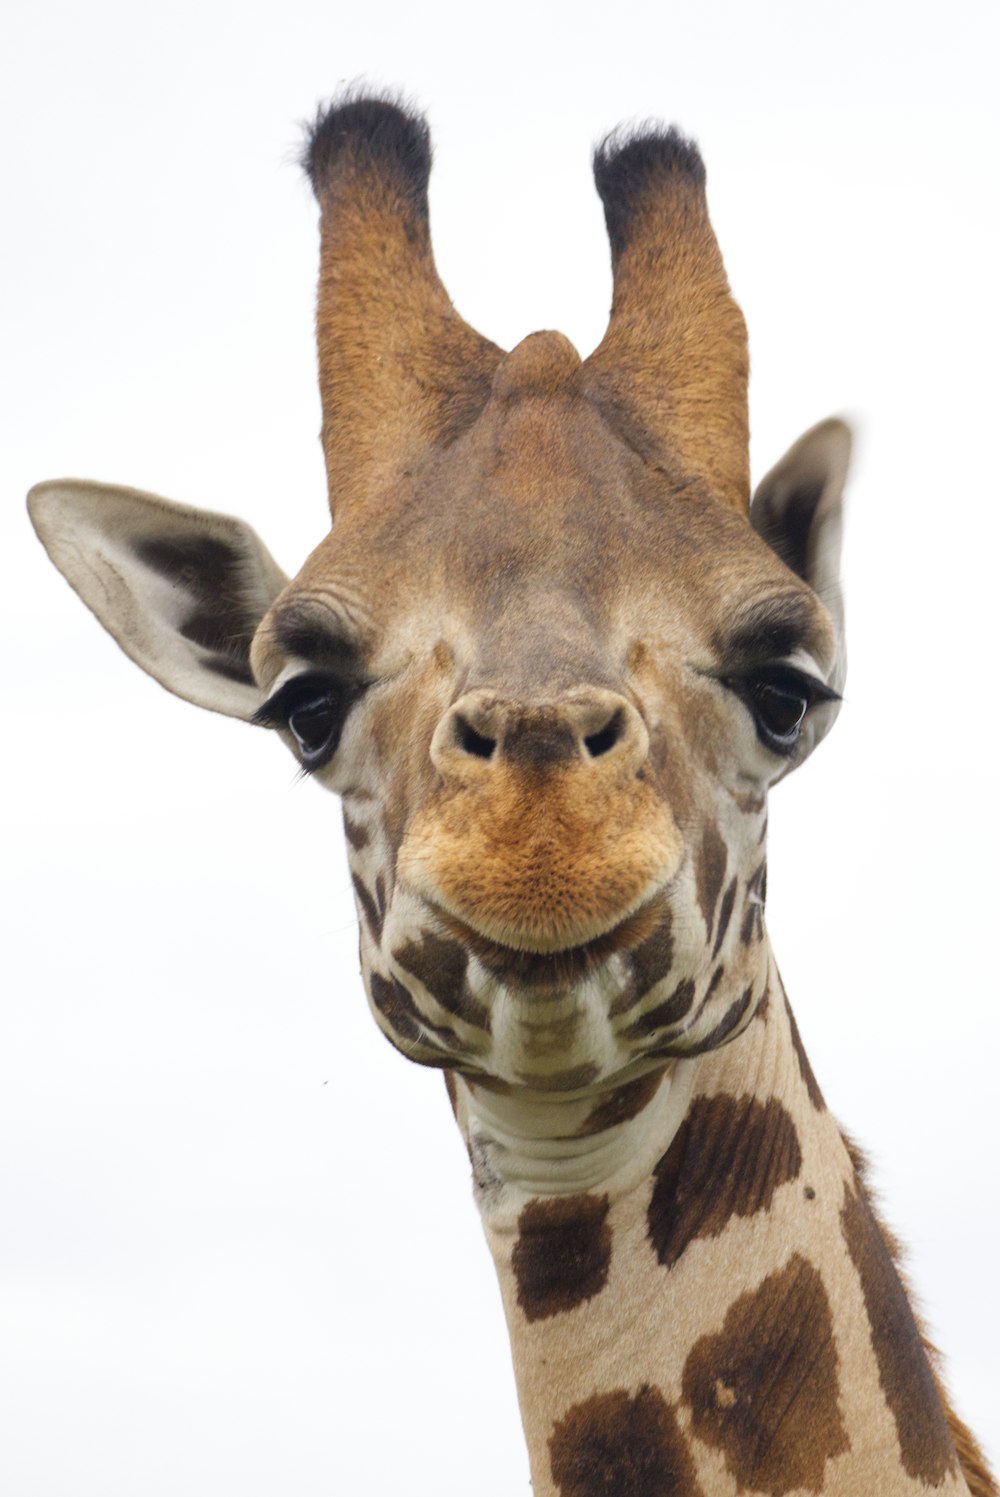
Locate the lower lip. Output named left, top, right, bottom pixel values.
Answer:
left=436, top=897, right=665, bottom=987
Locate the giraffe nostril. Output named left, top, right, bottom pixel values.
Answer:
left=455, top=715, right=497, bottom=760
left=583, top=710, right=625, bottom=759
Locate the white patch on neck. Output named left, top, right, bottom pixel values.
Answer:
left=458, top=1057, right=699, bottom=1218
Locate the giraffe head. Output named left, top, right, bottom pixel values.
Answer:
left=29, top=96, right=850, bottom=1093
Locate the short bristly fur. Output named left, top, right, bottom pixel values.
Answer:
left=28, top=92, right=994, bottom=1496
left=303, top=95, right=503, bottom=515
left=584, top=124, right=750, bottom=512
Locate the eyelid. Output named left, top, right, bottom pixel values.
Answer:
left=724, top=663, right=840, bottom=704
left=252, top=668, right=356, bottom=731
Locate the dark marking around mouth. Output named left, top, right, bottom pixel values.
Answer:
left=395, top=931, right=491, bottom=1031
left=625, top=979, right=696, bottom=1038
left=368, top=970, right=465, bottom=1057
left=442, top=899, right=664, bottom=990
left=611, top=912, right=675, bottom=1016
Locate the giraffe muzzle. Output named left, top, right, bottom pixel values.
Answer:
left=397, top=689, right=684, bottom=953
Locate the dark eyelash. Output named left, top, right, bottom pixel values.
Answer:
left=726, top=664, right=840, bottom=705
left=253, top=671, right=367, bottom=772
left=723, top=665, right=840, bottom=755
left=251, top=673, right=346, bottom=729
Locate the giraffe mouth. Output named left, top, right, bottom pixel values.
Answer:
left=435, top=895, right=667, bottom=988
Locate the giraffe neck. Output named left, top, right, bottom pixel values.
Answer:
left=452, top=948, right=969, bottom=1497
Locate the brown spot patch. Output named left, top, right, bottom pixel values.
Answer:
left=785, top=996, right=824, bottom=1110
left=513, top=1194, right=612, bottom=1322
left=682, top=1254, right=849, bottom=1493
left=549, top=1386, right=703, bottom=1497
left=695, top=823, right=728, bottom=938
left=647, top=1094, right=802, bottom=1267
left=394, top=931, right=491, bottom=1030
left=577, top=1070, right=664, bottom=1137
left=840, top=1182, right=958, bottom=1483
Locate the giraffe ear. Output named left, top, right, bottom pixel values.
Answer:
left=28, top=479, right=289, bottom=721
left=751, top=418, right=851, bottom=698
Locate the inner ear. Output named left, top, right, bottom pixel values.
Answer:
left=28, top=479, right=289, bottom=721
left=133, top=531, right=267, bottom=687
left=751, top=419, right=851, bottom=590
left=754, top=469, right=826, bottom=581
left=750, top=419, right=851, bottom=684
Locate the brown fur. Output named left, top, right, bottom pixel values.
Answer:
left=308, top=102, right=502, bottom=514
left=582, top=141, right=749, bottom=512
left=399, top=754, right=682, bottom=952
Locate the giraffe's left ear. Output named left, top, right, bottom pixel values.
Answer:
left=751, top=417, right=851, bottom=697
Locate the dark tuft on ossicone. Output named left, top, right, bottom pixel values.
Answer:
left=593, top=124, right=706, bottom=256
left=302, top=90, right=432, bottom=209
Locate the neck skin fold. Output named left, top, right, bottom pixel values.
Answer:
left=455, top=1056, right=699, bottom=1207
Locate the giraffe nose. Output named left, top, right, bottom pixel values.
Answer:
left=430, top=688, right=650, bottom=781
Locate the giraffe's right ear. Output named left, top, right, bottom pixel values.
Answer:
left=28, top=480, right=289, bottom=721
left=750, top=418, right=851, bottom=695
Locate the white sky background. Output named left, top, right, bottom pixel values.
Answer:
left=2, top=0, right=998, bottom=1491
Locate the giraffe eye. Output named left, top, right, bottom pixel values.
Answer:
left=726, top=667, right=836, bottom=756
left=748, top=677, right=810, bottom=750
left=288, top=688, right=345, bottom=760
left=253, top=673, right=355, bottom=769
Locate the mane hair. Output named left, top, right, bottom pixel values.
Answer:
left=840, top=1131, right=996, bottom=1496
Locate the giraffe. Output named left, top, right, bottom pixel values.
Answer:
left=28, top=95, right=995, bottom=1496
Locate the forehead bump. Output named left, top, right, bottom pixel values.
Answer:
left=491, top=331, right=582, bottom=401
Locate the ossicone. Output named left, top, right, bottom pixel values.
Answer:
left=302, top=90, right=432, bottom=211
left=593, top=124, right=707, bottom=256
